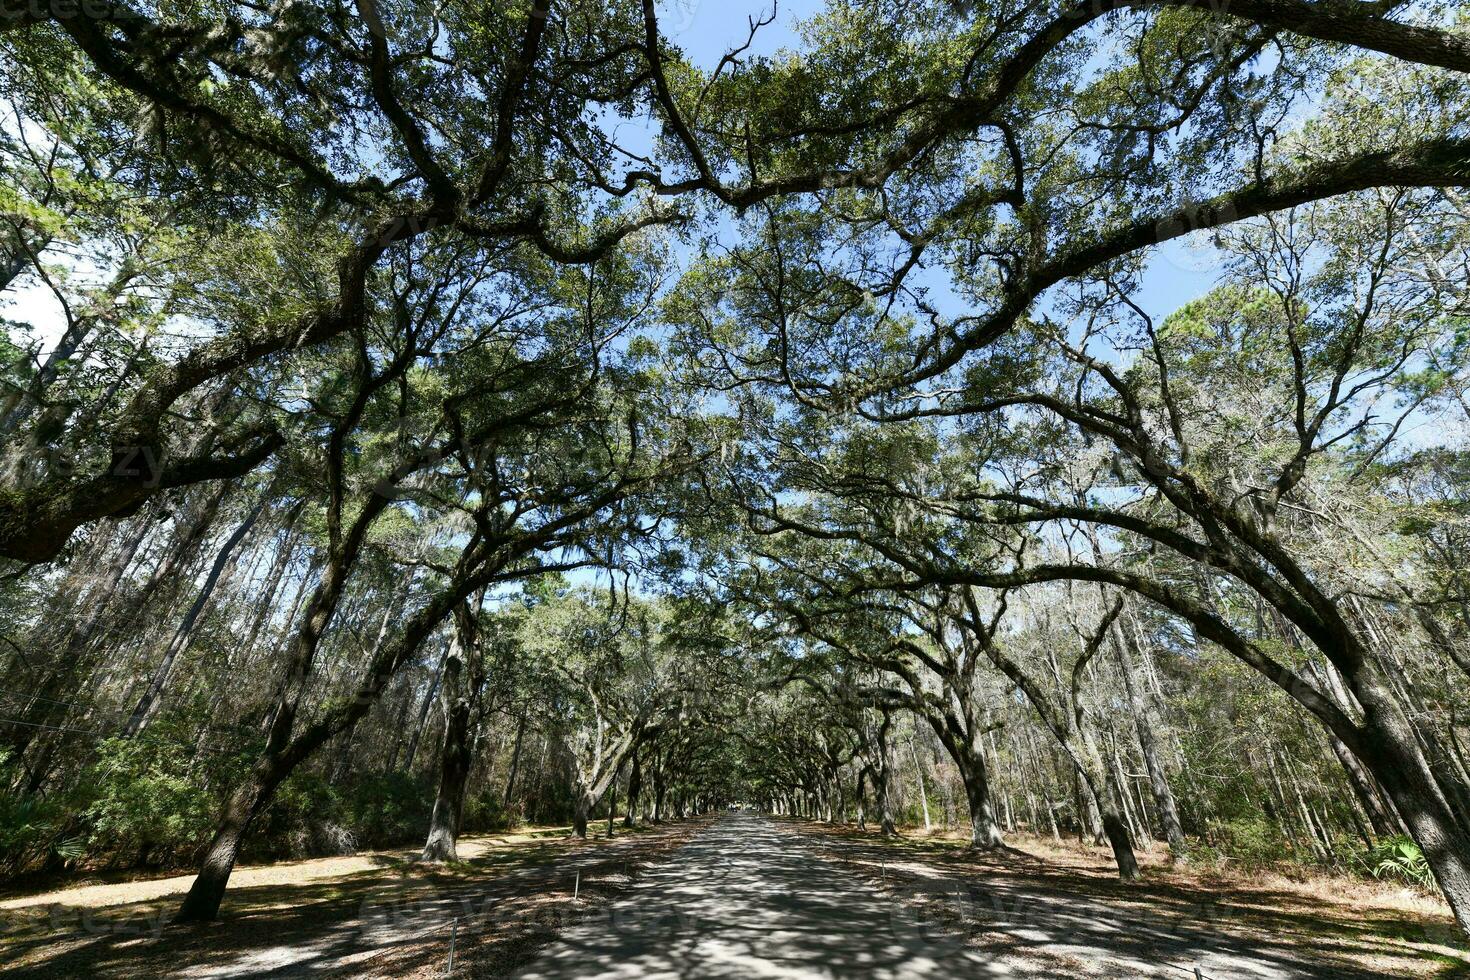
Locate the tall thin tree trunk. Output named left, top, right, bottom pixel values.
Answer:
left=5, top=510, right=152, bottom=772
left=503, top=708, right=528, bottom=804
left=1115, top=627, right=1188, bottom=861
left=624, top=746, right=641, bottom=829
left=607, top=760, right=621, bottom=838
left=910, top=736, right=931, bottom=833
left=124, top=490, right=268, bottom=736
left=178, top=533, right=474, bottom=921
left=402, top=637, right=450, bottom=773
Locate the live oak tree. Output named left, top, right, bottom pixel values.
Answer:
left=748, top=556, right=1013, bottom=851
left=5, top=0, right=1468, bottom=562
left=657, top=0, right=1470, bottom=935
left=3, top=0, right=1470, bottom=947
left=705, top=183, right=1470, bottom=929
left=734, top=462, right=1143, bottom=876
left=518, top=588, right=672, bottom=839
left=918, top=190, right=1470, bottom=928
left=0, top=0, right=686, bottom=562
left=177, top=283, right=704, bottom=918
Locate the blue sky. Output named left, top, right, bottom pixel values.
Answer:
left=656, top=0, right=1225, bottom=344
left=660, top=0, right=822, bottom=64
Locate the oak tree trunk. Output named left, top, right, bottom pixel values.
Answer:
left=421, top=693, right=473, bottom=861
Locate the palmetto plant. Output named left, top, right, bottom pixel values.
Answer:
left=1365, top=835, right=1437, bottom=891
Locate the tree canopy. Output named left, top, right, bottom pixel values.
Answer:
left=2, top=0, right=1469, bottom=942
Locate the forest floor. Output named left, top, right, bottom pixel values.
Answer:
left=0, top=819, right=706, bottom=978
left=1, top=814, right=1467, bottom=978
left=790, top=818, right=1470, bottom=978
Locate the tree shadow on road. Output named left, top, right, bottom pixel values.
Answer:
left=793, top=820, right=1470, bottom=979
left=0, top=822, right=699, bottom=979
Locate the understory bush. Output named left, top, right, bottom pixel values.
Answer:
left=248, top=769, right=436, bottom=858
left=341, top=771, right=435, bottom=849
left=83, top=728, right=245, bottom=867
left=0, top=787, right=78, bottom=872
left=463, top=787, right=518, bottom=833
left=1207, top=817, right=1294, bottom=866
left=1363, top=834, right=1438, bottom=891
left=3, top=728, right=448, bottom=873
left=3, top=713, right=558, bottom=876
left=254, top=771, right=345, bottom=860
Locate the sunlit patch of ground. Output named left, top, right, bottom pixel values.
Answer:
left=788, top=819, right=1470, bottom=979
left=0, top=820, right=706, bottom=979
left=0, top=825, right=571, bottom=913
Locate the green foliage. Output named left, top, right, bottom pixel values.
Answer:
left=462, top=788, right=518, bottom=834
left=249, top=770, right=436, bottom=858
left=1210, top=818, right=1295, bottom=867
left=1363, top=835, right=1437, bottom=891
left=254, top=770, right=343, bottom=860
left=0, top=749, right=84, bottom=869
left=0, top=0, right=1468, bottom=944
left=83, top=733, right=225, bottom=863
left=0, top=790, right=70, bottom=871
left=340, top=772, right=435, bottom=850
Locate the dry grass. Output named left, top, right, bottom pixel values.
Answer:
left=969, top=827, right=1451, bottom=924
left=788, top=819, right=1470, bottom=979
left=0, top=819, right=706, bottom=979
left=0, top=825, right=574, bottom=913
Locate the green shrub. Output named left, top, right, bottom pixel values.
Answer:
left=83, top=732, right=222, bottom=865
left=1363, top=834, right=1437, bottom=890
left=255, top=768, right=436, bottom=856
left=0, top=790, right=74, bottom=871
left=1212, top=817, right=1294, bottom=866
left=340, top=771, right=434, bottom=849
left=463, top=787, right=518, bottom=833
left=254, top=770, right=346, bottom=859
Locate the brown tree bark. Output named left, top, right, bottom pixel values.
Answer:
left=1114, top=625, right=1188, bottom=861
left=875, top=710, right=897, bottom=837
left=623, top=746, right=642, bottom=828
left=422, top=603, right=487, bottom=862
